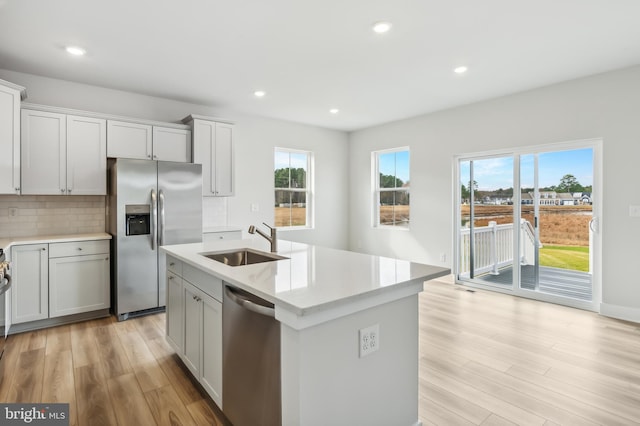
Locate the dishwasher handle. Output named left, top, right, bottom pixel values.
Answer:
left=225, top=286, right=275, bottom=318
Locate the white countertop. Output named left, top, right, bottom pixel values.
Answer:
left=162, top=239, right=450, bottom=324
left=0, top=233, right=112, bottom=252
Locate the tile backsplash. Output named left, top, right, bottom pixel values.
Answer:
left=202, top=196, right=228, bottom=228
left=0, top=195, right=105, bottom=238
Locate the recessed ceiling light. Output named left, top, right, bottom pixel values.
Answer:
left=454, top=66, right=468, bottom=74
left=372, top=21, right=392, bottom=34
left=65, top=46, right=86, bottom=56
left=254, top=90, right=266, bottom=98
left=329, top=108, right=339, bottom=114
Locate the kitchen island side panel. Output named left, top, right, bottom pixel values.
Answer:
left=281, top=294, right=419, bottom=426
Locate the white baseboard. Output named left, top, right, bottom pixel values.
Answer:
left=600, top=302, right=640, bottom=323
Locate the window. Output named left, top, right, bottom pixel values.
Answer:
left=373, top=148, right=410, bottom=227
left=274, top=148, right=312, bottom=228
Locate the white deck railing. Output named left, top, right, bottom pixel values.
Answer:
left=459, top=219, right=539, bottom=277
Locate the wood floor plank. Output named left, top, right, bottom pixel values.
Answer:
left=115, top=328, right=156, bottom=368
left=70, top=325, right=101, bottom=368
left=134, top=313, right=165, bottom=341
left=42, top=350, right=77, bottom=426
left=145, top=384, right=198, bottom=426
left=107, top=372, right=157, bottom=426
left=45, top=324, right=72, bottom=355
left=0, top=332, right=27, bottom=401
left=93, top=323, right=133, bottom=379
left=419, top=395, right=477, bottom=426
left=74, top=363, right=118, bottom=426
left=185, top=399, right=226, bottom=426
left=481, top=414, right=518, bottom=426
left=157, top=354, right=204, bottom=405
left=5, top=348, right=45, bottom=403
left=20, top=328, right=47, bottom=352
left=145, top=335, right=177, bottom=361
left=134, top=360, right=171, bottom=393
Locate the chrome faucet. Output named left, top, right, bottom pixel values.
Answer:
left=248, top=223, right=278, bottom=253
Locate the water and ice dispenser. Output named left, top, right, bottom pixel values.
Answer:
left=125, top=205, right=151, bottom=236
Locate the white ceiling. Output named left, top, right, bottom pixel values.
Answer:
left=1, top=0, right=640, bottom=132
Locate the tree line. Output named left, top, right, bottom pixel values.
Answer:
left=461, top=174, right=592, bottom=201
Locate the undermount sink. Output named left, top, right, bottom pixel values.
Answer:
left=200, top=248, right=288, bottom=267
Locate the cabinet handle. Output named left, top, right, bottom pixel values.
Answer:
left=77, top=247, right=82, bottom=251
left=67, top=189, right=72, bottom=194
left=147, top=154, right=151, bottom=158
left=15, top=187, right=20, bottom=193
left=169, top=262, right=175, bottom=266
left=192, top=295, right=197, bottom=301
left=169, top=276, right=174, bottom=280
left=105, top=258, right=109, bottom=261
left=42, top=248, right=46, bottom=251
left=61, top=188, right=65, bottom=193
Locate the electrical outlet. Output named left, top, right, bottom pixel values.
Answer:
left=359, top=324, right=380, bottom=358
left=250, top=203, right=259, bottom=212
left=440, top=253, right=446, bottom=263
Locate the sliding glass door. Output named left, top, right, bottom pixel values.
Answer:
left=456, top=142, right=600, bottom=311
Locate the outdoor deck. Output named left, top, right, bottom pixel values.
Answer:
left=474, top=265, right=592, bottom=301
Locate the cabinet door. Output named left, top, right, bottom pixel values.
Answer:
left=67, top=115, right=107, bottom=195
left=106, top=120, right=152, bottom=160
left=11, top=244, right=49, bottom=324
left=0, top=82, right=22, bottom=194
left=166, top=271, right=184, bottom=353
left=214, top=122, right=234, bottom=196
left=192, top=119, right=215, bottom=196
left=201, top=293, right=223, bottom=407
left=152, top=127, right=192, bottom=162
left=183, top=281, right=202, bottom=377
left=49, top=253, right=110, bottom=318
left=21, top=109, right=67, bottom=195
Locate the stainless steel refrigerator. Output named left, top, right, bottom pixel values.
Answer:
left=107, top=159, right=202, bottom=320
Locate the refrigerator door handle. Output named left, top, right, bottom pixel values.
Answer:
left=159, top=189, right=166, bottom=246
left=151, top=189, right=157, bottom=251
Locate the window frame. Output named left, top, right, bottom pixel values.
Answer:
left=372, top=147, right=410, bottom=229
left=274, top=147, right=314, bottom=230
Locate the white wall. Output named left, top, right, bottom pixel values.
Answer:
left=0, top=69, right=349, bottom=250
left=349, top=65, right=640, bottom=321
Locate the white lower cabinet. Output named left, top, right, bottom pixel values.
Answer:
left=165, top=256, right=223, bottom=408
left=49, top=241, right=110, bottom=318
left=166, top=270, right=184, bottom=353
left=11, top=239, right=110, bottom=325
left=11, top=244, right=49, bottom=324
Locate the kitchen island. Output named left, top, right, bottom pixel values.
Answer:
left=162, top=239, right=449, bottom=426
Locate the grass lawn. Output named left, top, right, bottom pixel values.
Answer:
left=539, top=245, right=589, bottom=272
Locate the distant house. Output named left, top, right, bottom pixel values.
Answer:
left=521, top=191, right=578, bottom=206
left=573, top=192, right=593, bottom=205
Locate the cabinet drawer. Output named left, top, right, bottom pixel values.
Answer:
left=183, top=263, right=223, bottom=302
left=202, top=231, right=242, bottom=242
left=49, top=239, right=110, bottom=258
left=167, top=255, right=183, bottom=276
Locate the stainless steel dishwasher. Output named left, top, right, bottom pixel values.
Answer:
left=223, top=285, right=281, bottom=426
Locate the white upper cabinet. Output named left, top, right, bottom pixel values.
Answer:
left=21, top=109, right=67, bottom=195
left=0, top=79, right=25, bottom=194
left=107, top=120, right=153, bottom=159
left=67, top=115, right=107, bottom=195
left=107, top=120, right=191, bottom=162
left=152, top=126, right=191, bottom=162
left=21, top=109, right=106, bottom=195
left=188, top=116, right=234, bottom=196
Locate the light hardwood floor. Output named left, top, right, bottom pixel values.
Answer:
left=0, top=312, right=228, bottom=426
left=420, top=280, right=640, bottom=426
left=1, top=281, right=639, bottom=425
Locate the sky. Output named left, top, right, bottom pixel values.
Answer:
left=379, top=150, right=410, bottom=183
left=460, top=148, right=593, bottom=191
